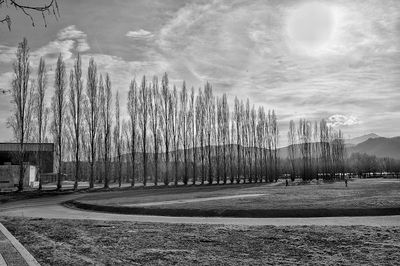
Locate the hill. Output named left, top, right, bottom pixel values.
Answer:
left=112, top=135, right=400, bottom=162
left=346, top=133, right=380, bottom=146
left=351, top=137, right=400, bottom=159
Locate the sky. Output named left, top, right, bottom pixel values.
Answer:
left=0, top=0, right=399, bottom=144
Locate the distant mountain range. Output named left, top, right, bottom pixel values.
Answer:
left=115, top=133, right=400, bottom=163
left=277, top=133, right=400, bottom=160
left=345, top=133, right=380, bottom=146
left=349, top=136, right=400, bottom=160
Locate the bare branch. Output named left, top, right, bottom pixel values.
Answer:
left=1, top=0, right=59, bottom=30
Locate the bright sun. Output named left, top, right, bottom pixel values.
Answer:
left=287, top=2, right=337, bottom=55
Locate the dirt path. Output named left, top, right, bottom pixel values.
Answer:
left=123, top=194, right=265, bottom=207
left=1, top=193, right=400, bottom=226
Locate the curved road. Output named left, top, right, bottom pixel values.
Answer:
left=1, top=192, right=400, bottom=226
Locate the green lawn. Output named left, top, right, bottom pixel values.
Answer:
left=2, top=217, right=399, bottom=265
left=77, top=178, right=400, bottom=210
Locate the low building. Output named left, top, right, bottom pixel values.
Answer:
left=0, top=164, right=37, bottom=189
left=0, top=143, right=54, bottom=189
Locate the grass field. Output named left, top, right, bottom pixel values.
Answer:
left=2, top=217, right=399, bottom=265
left=73, top=179, right=400, bottom=215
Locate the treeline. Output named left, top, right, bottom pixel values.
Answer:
left=284, top=119, right=400, bottom=180
left=285, top=119, right=346, bottom=181
left=8, top=38, right=280, bottom=191
left=8, top=38, right=398, bottom=191
left=348, top=153, right=400, bottom=178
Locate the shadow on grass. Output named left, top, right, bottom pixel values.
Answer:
left=64, top=200, right=400, bottom=218
left=0, top=182, right=265, bottom=204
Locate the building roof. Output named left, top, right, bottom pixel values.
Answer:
left=0, top=143, right=54, bottom=152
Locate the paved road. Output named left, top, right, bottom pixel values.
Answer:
left=1, top=192, right=400, bottom=226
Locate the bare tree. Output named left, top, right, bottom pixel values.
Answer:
left=149, top=76, right=161, bottom=186
left=257, top=107, right=266, bottom=183
left=1, top=0, right=59, bottom=30
left=33, top=56, right=48, bottom=190
left=229, top=116, right=235, bottom=184
left=68, top=54, right=83, bottom=190
left=127, top=79, right=139, bottom=186
left=188, top=87, right=196, bottom=185
left=312, top=121, right=319, bottom=180
left=64, top=114, right=74, bottom=172
left=195, top=88, right=206, bottom=184
left=114, top=90, right=123, bottom=187
left=171, top=85, right=180, bottom=186
left=95, top=123, right=103, bottom=183
left=221, top=94, right=229, bottom=184
left=249, top=104, right=256, bottom=183
left=85, top=58, right=100, bottom=189
left=288, top=120, right=297, bottom=181
left=320, top=119, right=330, bottom=179
left=271, top=110, right=279, bottom=181
left=288, top=118, right=346, bottom=181
left=122, top=120, right=131, bottom=182
left=138, top=76, right=149, bottom=186
left=204, top=82, right=215, bottom=184
left=233, top=97, right=241, bottom=183
left=331, top=129, right=345, bottom=179
left=80, top=106, right=90, bottom=182
left=298, top=118, right=312, bottom=180
left=100, top=73, right=113, bottom=188
left=243, top=99, right=250, bottom=183
left=240, top=100, right=246, bottom=182
left=266, top=110, right=274, bottom=182
left=160, top=73, right=171, bottom=185
left=216, top=97, right=222, bottom=183
left=7, top=38, right=34, bottom=191
left=179, top=81, right=190, bottom=185
left=52, top=53, right=66, bottom=190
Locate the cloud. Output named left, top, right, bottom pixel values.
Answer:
left=0, top=24, right=170, bottom=141
left=126, top=29, right=154, bottom=39
left=0, top=25, right=90, bottom=70
left=154, top=0, right=400, bottom=138
left=327, top=114, right=361, bottom=127
left=35, top=25, right=90, bottom=60
left=0, top=45, right=17, bottom=63
left=57, top=25, right=87, bottom=41
left=0, top=72, right=13, bottom=93
left=1, top=1, right=400, bottom=141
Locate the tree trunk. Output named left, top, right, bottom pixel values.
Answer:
left=208, top=140, right=212, bottom=185
left=90, top=159, right=94, bottom=188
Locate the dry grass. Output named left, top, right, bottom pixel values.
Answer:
left=2, top=217, right=400, bottom=265
left=79, top=178, right=400, bottom=210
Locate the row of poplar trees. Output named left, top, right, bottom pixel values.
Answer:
left=286, top=119, right=346, bottom=181
left=8, top=38, right=280, bottom=191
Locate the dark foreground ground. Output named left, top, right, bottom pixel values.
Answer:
left=2, top=217, right=399, bottom=265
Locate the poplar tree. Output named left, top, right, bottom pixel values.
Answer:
left=85, top=58, right=100, bottom=189
left=34, top=57, right=49, bottom=190
left=160, top=73, right=171, bottom=185
left=68, top=54, right=83, bottom=190
left=138, top=76, right=149, bottom=186
left=8, top=38, right=34, bottom=191
left=52, top=54, right=67, bottom=190
left=100, top=73, right=113, bottom=188
left=149, top=76, right=161, bottom=186
left=127, top=79, right=139, bottom=186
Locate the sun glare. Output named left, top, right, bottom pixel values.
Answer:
left=287, top=2, right=339, bottom=56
